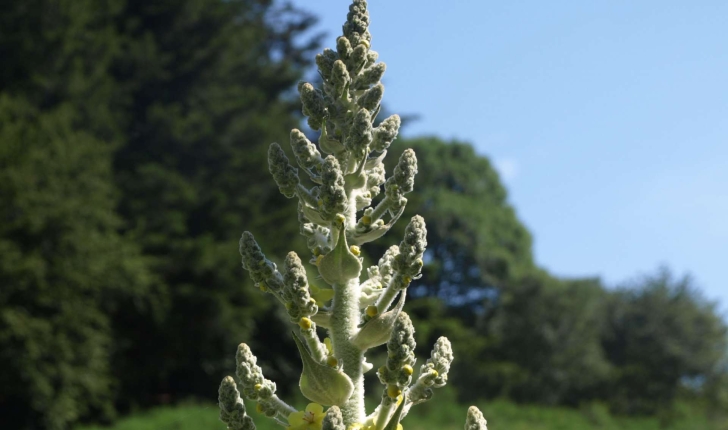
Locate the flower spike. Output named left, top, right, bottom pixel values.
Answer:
left=225, top=1, right=466, bottom=429
left=219, top=376, right=256, bottom=430
left=465, top=406, right=488, bottom=430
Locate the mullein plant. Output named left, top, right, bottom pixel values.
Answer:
left=218, top=2, right=488, bottom=430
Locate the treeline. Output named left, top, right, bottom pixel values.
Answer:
left=0, top=1, right=725, bottom=430
left=376, top=140, right=728, bottom=416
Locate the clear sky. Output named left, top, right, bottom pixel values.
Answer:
left=290, top=0, right=728, bottom=317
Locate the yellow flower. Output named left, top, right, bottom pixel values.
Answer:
left=288, top=403, right=325, bottom=430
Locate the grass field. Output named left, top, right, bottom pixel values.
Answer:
left=76, top=391, right=728, bottom=430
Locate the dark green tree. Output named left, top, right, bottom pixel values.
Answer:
left=0, top=96, right=152, bottom=430
left=375, top=137, right=609, bottom=404
left=372, top=137, right=534, bottom=304
left=0, top=1, right=156, bottom=428
left=485, top=272, right=611, bottom=405
left=602, top=268, right=728, bottom=414
left=108, top=0, right=322, bottom=406
left=0, top=0, right=321, bottom=425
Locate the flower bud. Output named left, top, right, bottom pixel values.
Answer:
left=378, top=245, right=399, bottom=287
left=299, top=82, right=327, bottom=129
left=316, top=49, right=338, bottom=81
left=345, top=108, right=373, bottom=155
left=290, top=129, right=323, bottom=174
left=331, top=60, right=350, bottom=98
left=465, top=406, right=488, bottom=430
left=336, top=36, right=353, bottom=60
left=343, top=0, right=370, bottom=41
left=268, top=143, right=299, bottom=198
left=358, top=83, right=384, bottom=111
left=239, top=232, right=284, bottom=292
left=218, top=376, right=255, bottom=430
left=322, top=405, right=345, bottom=430
left=371, top=114, right=400, bottom=152
left=393, top=215, right=427, bottom=279
left=392, top=149, right=417, bottom=194
left=378, top=312, right=416, bottom=396
left=355, top=63, right=386, bottom=90
left=235, top=343, right=277, bottom=401
left=319, top=156, right=348, bottom=220
left=283, top=252, right=318, bottom=321
left=425, top=337, right=453, bottom=388
left=408, top=336, right=454, bottom=406
left=348, top=44, right=368, bottom=75
left=366, top=50, right=379, bottom=66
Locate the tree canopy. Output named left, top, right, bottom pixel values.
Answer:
left=373, top=137, right=534, bottom=304
left=0, top=0, right=320, bottom=427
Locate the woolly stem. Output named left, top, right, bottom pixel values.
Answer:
left=264, top=395, right=297, bottom=416
left=369, top=196, right=391, bottom=223
left=329, top=278, right=364, bottom=426
left=374, top=284, right=399, bottom=314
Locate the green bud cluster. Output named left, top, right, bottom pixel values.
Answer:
left=371, top=114, right=401, bottom=152
left=298, top=202, right=332, bottom=255
left=423, top=337, right=453, bottom=388
left=394, top=215, right=427, bottom=279
left=299, top=82, right=327, bottom=130
left=407, top=337, right=454, bottom=407
left=377, top=246, right=399, bottom=287
left=378, top=313, right=416, bottom=395
left=239, top=232, right=284, bottom=293
left=233, top=344, right=293, bottom=419
left=365, top=155, right=386, bottom=198
left=319, top=156, right=348, bottom=220
left=291, top=129, right=324, bottom=177
left=323, top=406, right=346, bottom=430
left=220, top=2, right=482, bottom=430
left=282, top=252, right=318, bottom=321
left=219, top=376, right=256, bottom=430
left=465, top=406, right=488, bottom=430
left=235, top=343, right=277, bottom=403
left=342, top=0, right=371, bottom=48
left=384, top=149, right=418, bottom=211
left=268, top=143, right=299, bottom=198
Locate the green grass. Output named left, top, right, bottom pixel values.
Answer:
left=76, top=394, right=728, bottom=430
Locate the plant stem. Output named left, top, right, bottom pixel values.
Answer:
left=330, top=278, right=365, bottom=426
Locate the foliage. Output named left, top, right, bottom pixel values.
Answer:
left=485, top=272, right=611, bottom=405
left=602, top=268, right=728, bottom=414
left=0, top=96, right=152, bottom=429
left=75, top=398, right=728, bottom=430
left=0, top=0, right=321, bottom=427
left=108, top=0, right=322, bottom=408
left=373, top=137, right=534, bottom=304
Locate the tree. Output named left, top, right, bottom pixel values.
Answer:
left=0, top=1, right=157, bottom=428
left=0, top=0, right=322, bottom=425
left=602, top=268, right=728, bottom=414
left=485, top=272, right=611, bottom=405
left=109, top=0, right=322, bottom=406
left=372, top=137, right=534, bottom=304
left=0, top=96, right=152, bottom=430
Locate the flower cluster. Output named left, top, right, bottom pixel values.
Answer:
left=218, top=1, right=488, bottom=430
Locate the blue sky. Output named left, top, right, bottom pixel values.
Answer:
left=290, top=1, right=728, bottom=316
